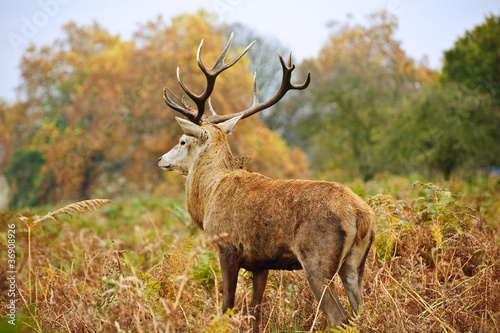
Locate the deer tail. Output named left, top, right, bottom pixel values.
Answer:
left=355, top=206, right=376, bottom=245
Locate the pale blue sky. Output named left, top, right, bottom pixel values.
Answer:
left=1, top=0, right=499, bottom=102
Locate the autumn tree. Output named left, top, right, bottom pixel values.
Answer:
left=18, top=22, right=134, bottom=201
left=0, top=101, right=31, bottom=170
left=270, top=12, right=433, bottom=181
left=1, top=100, right=46, bottom=208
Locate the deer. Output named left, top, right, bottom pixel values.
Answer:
left=158, top=33, right=376, bottom=332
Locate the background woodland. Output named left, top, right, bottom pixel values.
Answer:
left=1, top=10, right=499, bottom=207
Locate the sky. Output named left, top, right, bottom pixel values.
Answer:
left=1, top=0, right=499, bottom=102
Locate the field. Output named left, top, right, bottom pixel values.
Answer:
left=1, top=175, right=499, bottom=332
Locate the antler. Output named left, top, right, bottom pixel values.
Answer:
left=205, top=52, right=311, bottom=124
left=163, top=33, right=255, bottom=124
left=163, top=33, right=311, bottom=125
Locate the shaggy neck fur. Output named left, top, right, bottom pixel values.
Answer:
left=185, top=125, right=238, bottom=229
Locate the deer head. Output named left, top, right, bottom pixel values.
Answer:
left=158, top=33, right=310, bottom=174
left=158, top=115, right=241, bottom=175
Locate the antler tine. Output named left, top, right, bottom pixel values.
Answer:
left=204, top=51, right=311, bottom=124
left=217, top=36, right=256, bottom=73
left=163, top=88, right=198, bottom=122
left=176, top=67, right=198, bottom=104
left=250, top=72, right=259, bottom=107
left=208, top=98, right=217, bottom=116
left=199, top=32, right=256, bottom=75
left=202, top=32, right=232, bottom=74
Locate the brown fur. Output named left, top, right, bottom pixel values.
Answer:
left=163, top=123, right=376, bottom=331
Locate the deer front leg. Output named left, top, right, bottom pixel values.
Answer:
left=250, top=269, right=269, bottom=333
left=219, top=246, right=240, bottom=313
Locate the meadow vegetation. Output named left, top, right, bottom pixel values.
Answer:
left=1, top=175, right=499, bottom=332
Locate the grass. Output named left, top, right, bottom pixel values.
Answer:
left=0, top=176, right=499, bottom=332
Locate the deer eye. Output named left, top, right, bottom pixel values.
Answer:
left=180, top=140, right=186, bottom=146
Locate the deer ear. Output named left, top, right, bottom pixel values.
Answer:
left=220, top=114, right=243, bottom=135
left=175, top=117, right=208, bottom=141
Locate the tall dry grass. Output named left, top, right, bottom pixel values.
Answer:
left=0, top=178, right=499, bottom=332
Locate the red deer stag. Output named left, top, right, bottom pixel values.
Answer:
left=158, top=33, right=375, bottom=331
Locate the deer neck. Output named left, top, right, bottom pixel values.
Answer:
left=185, top=141, right=238, bottom=230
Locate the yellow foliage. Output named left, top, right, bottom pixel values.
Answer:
left=431, top=223, right=443, bottom=248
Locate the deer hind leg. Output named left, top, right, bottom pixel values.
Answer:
left=302, top=262, right=349, bottom=329
left=339, top=231, right=373, bottom=315
left=294, top=211, right=357, bottom=328
left=249, top=269, right=269, bottom=333
left=297, top=239, right=350, bottom=328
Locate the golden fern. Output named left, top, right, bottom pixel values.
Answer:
left=431, top=223, right=443, bottom=248
left=19, top=199, right=113, bottom=227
